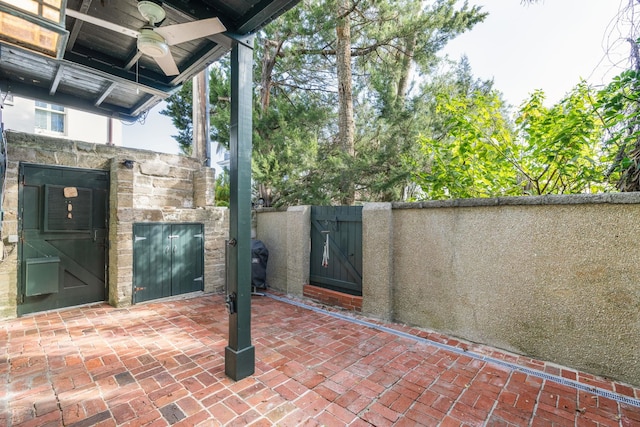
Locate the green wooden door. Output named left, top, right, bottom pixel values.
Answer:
left=132, top=223, right=172, bottom=303
left=171, top=224, right=204, bottom=296
left=133, top=223, right=204, bottom=303
left=310, top=206, right=363, bottom=295
left=18, top=164, right=109, bottom=316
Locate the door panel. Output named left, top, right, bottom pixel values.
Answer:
left=18, top=164, right=109, bottom=316
left=171, top=224, right=204, bottom=296
left=133, top=223, right=204, bottom=303
left=310, top=206, right=363, bottom=295
left=133, top=224, right=172, bottom=303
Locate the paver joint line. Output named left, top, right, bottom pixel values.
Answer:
left=3, top=293, right=640, bottom=427
left=266, top=293, right=640, bottom=409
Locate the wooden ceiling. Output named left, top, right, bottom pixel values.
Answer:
left=0, top=0, right=299, bottom=120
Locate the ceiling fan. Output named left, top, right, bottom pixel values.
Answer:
left=66, top=1, right=226, bottom=76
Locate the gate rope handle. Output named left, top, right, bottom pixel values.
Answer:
left=321, top=231, right=330, bottom=268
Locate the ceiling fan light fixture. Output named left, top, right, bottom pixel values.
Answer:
left=137, top=1, right=165, bottom=26
left=137, top=28, right=168, bottom=57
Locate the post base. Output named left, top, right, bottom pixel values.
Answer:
left=225, top=345, right=255, bottom=381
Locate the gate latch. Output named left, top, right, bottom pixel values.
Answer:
left=225, top=292, right=237, bottom=315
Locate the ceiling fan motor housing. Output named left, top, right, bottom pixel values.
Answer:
left=137, top=28, right=169, bottom=57
left=138, top=1, right=166, bottom=26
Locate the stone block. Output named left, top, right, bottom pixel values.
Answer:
left=139, top=160, right=171, bottom=177
left=193, top=168, right=216, bottom=207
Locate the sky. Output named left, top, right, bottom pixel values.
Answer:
left=121, top=0, right=631, bottom=154
left=121, top=101, right=180, bottom=154
left=442, top=0, right=630, bottom=108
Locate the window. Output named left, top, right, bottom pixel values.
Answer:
left=35, top=101, right=65, bottom=134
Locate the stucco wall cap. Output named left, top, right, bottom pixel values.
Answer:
left=392, top=192, right=640, bottom=210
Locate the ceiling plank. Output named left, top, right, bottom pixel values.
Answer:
left=167, top=38, right=231, bottom=86
left=236, top=0, right=298, bottom=34
left=49, top=65, right=65, bottom=95
left=66, top=0, right=94, bottom=51
left=62, top=51, right=175, bottom=96
left=124, top=51, right=143, bottom=71
left=131, top=94, right=164, bottom=117
left=0, top=79, right=137, bottom=120
left=94, top=81, right=117, bottom=106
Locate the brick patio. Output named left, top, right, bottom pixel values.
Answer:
left=1, top=292, right=639, bottom=426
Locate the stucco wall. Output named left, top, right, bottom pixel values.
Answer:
left=255, top=209, right=288, bottom=292
left=392, top=195, right=640, bottom=385
left=0, top=131, right=227, bottom=318
left=256, top=195, right=640, bottom=386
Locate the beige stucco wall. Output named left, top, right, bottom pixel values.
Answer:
left=0, top=131, right=227, bottom=318
left=392, top=195, right=640, bottom=386
left=256, top=196, right=640, bottom=386
left=255, top=209, right=288, bottom=292
left=255, top=206, right=311, bottom=295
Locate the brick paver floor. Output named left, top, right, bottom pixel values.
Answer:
left=1, top=292, right=639, bottom=426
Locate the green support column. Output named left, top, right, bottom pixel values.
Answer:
left=225, top=36, right=255, bottom=381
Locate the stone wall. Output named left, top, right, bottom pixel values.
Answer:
left=256, top=195, right=640, bottom=386
left=0, top=131, right=228, bottom=318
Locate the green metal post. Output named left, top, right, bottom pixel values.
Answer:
left=225, top=36, right=255, bottom=381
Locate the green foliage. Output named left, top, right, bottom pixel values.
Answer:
left=516, top=82, right=607, bottom=195
left=411, top=79, right=519, bottom=199
left=160, top=80, right=193, bottom=155
left=596, top=69, right=640, bottom=191
left=163, top=0, right=623, bottom=205
left=410, top=79, right=610, bottom=200
left=215, top=170, right=230, bottom=207
left=338, top=0, right=488, bottom=202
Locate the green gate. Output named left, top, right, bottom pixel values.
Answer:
left=310, top=206, right=362, bottom=295
left=132, top=223, right=204, bottom=303
left=18, top=164, right=109, bottom=316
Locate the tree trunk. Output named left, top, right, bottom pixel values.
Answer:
left=256, top=39, right=283, bottom=207
left=192, top=70, right=209, bottom=163
left=396, top=34, right=417, bottom=107
left=260, top=39, right=282, bottom=113
left=336, top=0, right=355, bottom=205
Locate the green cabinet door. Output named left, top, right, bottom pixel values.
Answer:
left=132, top=223, right=172, bottom=303
left=171, top=224, right=204, bottom=296
left=133, top=223, right=204, bottom=303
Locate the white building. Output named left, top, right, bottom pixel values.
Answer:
left=1, top=94, right=122, bottom=145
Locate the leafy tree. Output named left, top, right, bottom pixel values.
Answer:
left=516, top=83, right=607, bottom=194
left=410, top=69, right=519, bottom=199
left=327, top=0, right=486, bottom=202
left=597, top=67, right=640, bottom=191
left=162, top=0, right=486, bottom=206
left=410, top=78, right=608, bottom=200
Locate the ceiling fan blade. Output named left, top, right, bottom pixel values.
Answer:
left=66, top=9, right=139, bottom=39
left=154, top=53, right=180, bottom=76
left=155, top=17, right=226, bottom=46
